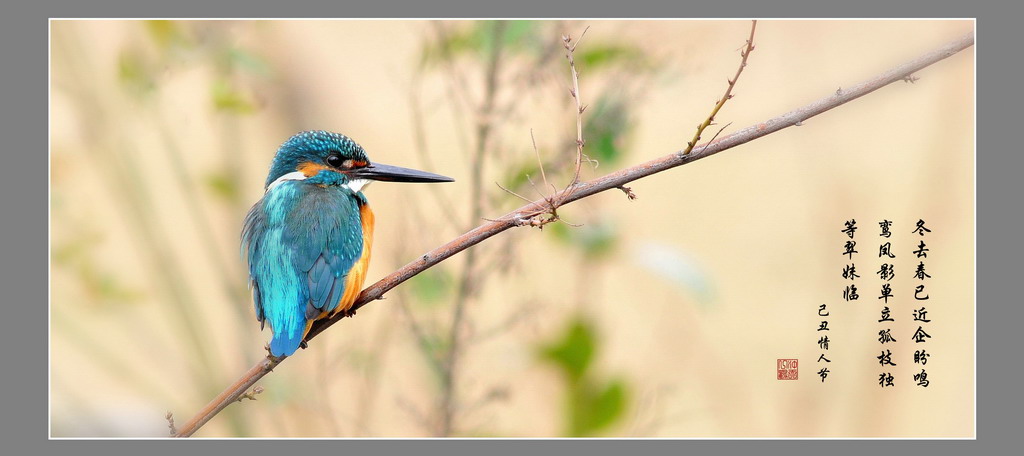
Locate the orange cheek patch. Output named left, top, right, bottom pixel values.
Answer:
left=297, top=161, right=333, bottom=177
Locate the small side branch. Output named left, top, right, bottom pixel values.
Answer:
left=235, top=386, right=265, bottom=403
left=684, top=20, right=757, bottom=155
left=617, top=185, right=638, bottom=200
left=174, top=356, right=281, bottom=437
left=493, top=27, right=593, bottom=231
left=563, top=26, right=591, bottom=188
left=165, top=411, right=176, bottom=436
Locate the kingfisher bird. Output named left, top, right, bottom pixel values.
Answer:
left=242, top=130, right=453, bottom=357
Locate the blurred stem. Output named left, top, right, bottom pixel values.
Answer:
left=438, top=20, right=507, bottom=437
left=153, top=113, right=252, bottom=328
left=407, top=73, right=464, bottom=234
left=396, top=295, right=447, bottom=380
left=113, top=111, right=252, bottom=437
left=313, top=344, right=345, bottom=435
left=53, top=312, right=172, bottom=404
left=350, top=312, right=398, bottom=437
left=430, top=22, right=477, bottom=146
left=52, top=26, right=249, bottom=436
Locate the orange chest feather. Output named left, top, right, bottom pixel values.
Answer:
left=334, top=203, right=374, bottom=315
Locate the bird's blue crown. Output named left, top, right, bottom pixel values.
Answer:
left=264, top=130, right=369, bottom=188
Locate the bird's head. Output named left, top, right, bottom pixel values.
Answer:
left=265, top=130, right=453, bottom=191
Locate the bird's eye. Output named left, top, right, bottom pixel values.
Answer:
left=326, top=154, right=344, bottom=168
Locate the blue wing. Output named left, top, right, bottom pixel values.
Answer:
left=242, top=179, right=364, bottom=356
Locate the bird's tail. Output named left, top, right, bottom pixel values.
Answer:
left=269, top=327, right=303, bottom=357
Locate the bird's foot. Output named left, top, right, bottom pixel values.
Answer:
left=299, top=340, right=308, bottom=350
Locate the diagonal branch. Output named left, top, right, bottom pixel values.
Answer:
left=172, top=30, right=974, bottom=437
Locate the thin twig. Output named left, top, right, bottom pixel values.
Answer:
left=496, top=26, right=592, bottom=232
left=531, top=129, right=556, bottom=195
left=563, top=26, right=590, bottom=189
left=617, top=186, right=638, bottom=200
left=438, top=20, right=508, bottom=437
left=234, top=386, right=264, bottom=403
left=495, top=182, right=542, bottom=208
left=165, top=411, right=177, bottom=436
left=173, top=30, right=974, bottom=438
left=696, top=121, right=733, bottom=155
left=684, top=21, right=757, bottom=155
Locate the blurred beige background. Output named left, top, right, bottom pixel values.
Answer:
left=50, top=20, right=974, bottom=438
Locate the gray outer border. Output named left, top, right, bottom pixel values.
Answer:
left=6, top=0, right=1016, bottom=455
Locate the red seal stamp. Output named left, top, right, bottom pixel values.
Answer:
left=777, top=359, right=799, bottom=380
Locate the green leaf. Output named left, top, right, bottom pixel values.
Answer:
left=569, top=379, right=629, bottom=436
left=500, top=159, right=542, bottom=195
left=419, top=24, right=477, bottom=67
left=546, top=219, right=573, bottom=245
left=203, top=171, right=241, bottom=203
left=538, top=317, right=596, bottom=382
left=577, top=220, right=619, bottom=260
left=210, top=78, right=255, bottom=114
left=578, top=43, right=648, bottom=71
left=473, top=21, right=537, bottom=58
left=501, top=20, right=539, bottom=50
left=144, top=20, right=188, bottom=50
left=547, top=218, right=619, bottom=259
left=117, top=51, right=155, bottom=96
left=583, top=93, right=630, bottom=165
left=421, top=331, right=451, bottom=380
left=420, top=21, right=541, bottom=68
left=52, top=234, right=98, bottom=266
left=85, top=266, right=143, bottom=304
left=345, top=348, right=380, bottom=374
left=408, top=267, right=454, bottom=306
left=53, top=231, right=142, bottom=307
left=225, top=47, right=272, bottom=77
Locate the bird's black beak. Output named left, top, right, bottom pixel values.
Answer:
left=351, top=162, right=454, bottom=183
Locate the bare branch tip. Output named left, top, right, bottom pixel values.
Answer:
left=617, top=185, right=638, bottom=201
left=571, top=25, right=591, bottom=51
left=165, top=411, right=177, bottom=436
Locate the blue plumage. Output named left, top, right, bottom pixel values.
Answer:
left=243, top=173, right=363, bottom=357
left=243, top=130, right=452, bottom=358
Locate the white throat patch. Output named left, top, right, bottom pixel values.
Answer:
left=346, top=179, right=371, bottom=193
left=266, top=171, right=307, bottom=192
